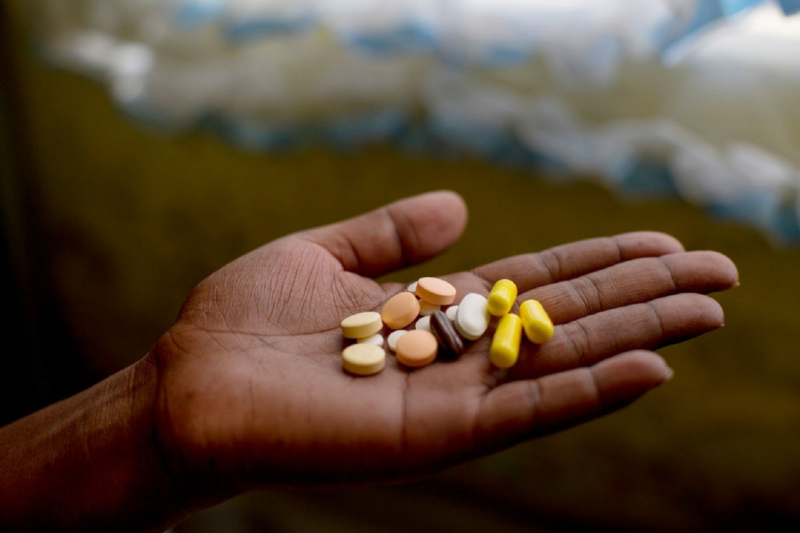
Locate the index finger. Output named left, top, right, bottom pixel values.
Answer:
left=472, top=231, right=685, bottom=293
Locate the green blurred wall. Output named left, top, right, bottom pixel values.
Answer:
left=4, top=3, right=799, bottom=531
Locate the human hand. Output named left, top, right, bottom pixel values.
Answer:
left=152, top=191, right=738, bottom=497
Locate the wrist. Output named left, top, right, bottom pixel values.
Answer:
left=0, top=352, right=190, bottom=532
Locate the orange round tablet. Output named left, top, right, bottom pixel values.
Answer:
left=395, top=330, right=438, bottom=368
left=416, top=277, right=456, bottom=306
left=381, top=292, right=421, bottom=329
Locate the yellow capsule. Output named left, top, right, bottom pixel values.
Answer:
left=520, top=299, right=554, bottom=344
left=487, top=279, right=517, bottom=317
left=490, top=313, right=523, bottom=369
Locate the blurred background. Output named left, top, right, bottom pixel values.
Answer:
left=2, top=1, right=799, bottom=531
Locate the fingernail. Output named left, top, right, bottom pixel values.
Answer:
left=733, top=281, right=741, bottom=288
left=720, top=323, right=725, bottom=328
left=663, top=368, right=674, bottom=382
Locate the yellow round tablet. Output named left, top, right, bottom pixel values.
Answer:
left=342, top=344, right=386, bottom=376
left=340, top=312, right=382, bottom=339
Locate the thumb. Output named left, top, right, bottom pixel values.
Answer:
left=300, top=191, right=468, bottom=278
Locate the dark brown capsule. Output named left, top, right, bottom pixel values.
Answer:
left=430, top=310, right=465, bottom=359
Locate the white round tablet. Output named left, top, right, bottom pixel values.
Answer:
left=445, top=305, right=458, bottom=321
left=387, top=330, right=407, bottom=352
left=357, top=333, right=384, bottom=346
left=419, top=300, right=441, bottom=316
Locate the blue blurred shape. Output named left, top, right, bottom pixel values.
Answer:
left=770, top=202, right=800, bottom=243
left=482, top=46, right=529, bottom=67
left=224, top=14, right=314, bottom=41
left=428, top=114, right=508, bottom=158
left=777, top=0, right=800, bottom=14
left=215, top=118, right=303, bottom=151
left=439, top=43, right=531, bottom=69
left=658, top=0, right=763, bottom=53
left=345, top=24, right=436, bottom=55
left=707, top=189, right=780, bottom=230
left=173, top=0, right=226, bottom=29
left=326, top=110, right=406, bottom=149
left=497, top=142, right=568, bottom=175
left=618, top=158, right=680, bottom=199
left=664, top=0, right=725, bottom=47
left=719, top=0, right=765, bottom=15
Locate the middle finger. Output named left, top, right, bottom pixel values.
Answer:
left=518, top=251, right=738, bottom=325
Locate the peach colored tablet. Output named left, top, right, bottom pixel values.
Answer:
left=416, top=277, right=456, bottom=306
left=395, top=330, right=438, bottom=368
left=381, top=292, right=420, bottom=329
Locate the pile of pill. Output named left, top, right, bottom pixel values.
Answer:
left=339, top=277, right=554, bottom=376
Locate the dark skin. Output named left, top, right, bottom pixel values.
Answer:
left=0, top=191, right=738, bottom=532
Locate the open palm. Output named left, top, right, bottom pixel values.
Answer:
left=152, top=191, right=737, bottom=492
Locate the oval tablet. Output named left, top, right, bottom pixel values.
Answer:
left=487, top=279, right=517, bottom=317
left=357, top=333, right=384, bottom=346
left=416, top=277, right=457, bottom=306
left=342, top=344, right=386, bottom=376
left=520, top=299, right=554, bottom=344
left=382, top=292, right=420, bottom=329
left=387, top=330, right=407, bottom=352
left=490, top=313, right=523, bottom=369
left=455, top=293, right=490, bottom=341
left=430, top=310, right=465, bottom=358
left=340, top=312, right=383, bottom=339
left=445, top=306, right=458, bottom=321
left=415, top=315, right=431, bottom=332
left=419, top=300, right=441, bottom=316
left=395, top=330, right=438, bottom=368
